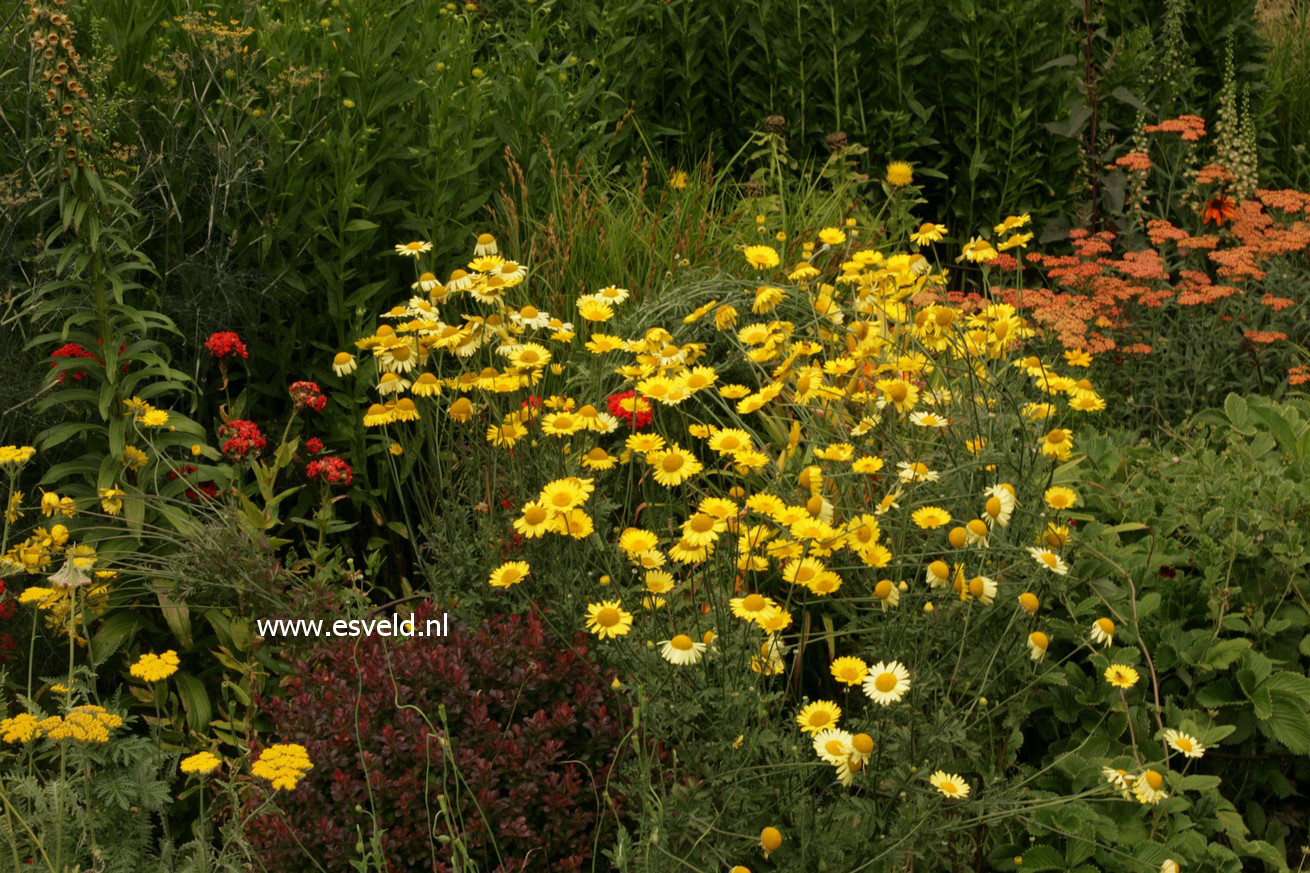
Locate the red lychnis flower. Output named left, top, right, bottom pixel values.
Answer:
left=205, top=331, right=248, bottom=361
left=289, top=381, right=327, bottom=413
left=167, top=465, right=219, bottom=501
left=304, top=437, right=324, bottom=455
left=218, top=419, right=266, bottom=462
left=48, top=343, right=97, bottom=383
left=306, top=456, right=353, bottom=486
left=607, top=390, right=652, bottom=430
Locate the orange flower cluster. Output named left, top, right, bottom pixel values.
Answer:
left=999, top=189, right=1306, bottom=371
left=1242, top=330, right=1288, bottom=345
left=1143, top=115, right=1207, bottom=141
left=1290, top=366, right=1310, bottom=386
left=1257, top=189, right=1310, bottom=214
left=1195, top=163, right=1235, bottom=186
left=1114, top=151, right=1152, bottom=173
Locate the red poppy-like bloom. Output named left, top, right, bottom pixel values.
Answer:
left=607, top=390, right=652, bottom=430
left=218, top=419, right=266, bottom=461
left=289, top=381, right=327, bottom=413
left=205, top=331, right=248, bottom=361
left=306, top=456, right=353, bottom=486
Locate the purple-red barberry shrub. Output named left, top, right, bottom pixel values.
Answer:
left=247, top=603, right=628, bottom=872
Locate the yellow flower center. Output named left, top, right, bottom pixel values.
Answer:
left=985, top=497, right=1003, bottom=517
left=742, top=593, right=766, bottom=612
left=595, top=607, right=621, bottom=627
left=874, top=580, right=893, bottom=599
left=808, top=711, right=831, bottom=728
left=889, top=384, right=908, bottom=402
left=669, top=634, right=693, bottom=651
left=661, top=453, right=685, bottom=473
left=524, top=506, right=548, bottom=525
left=969, top=578, right=986, bottom=598
left=825, top=739, right=845, bottom=756
left=874, top=673, right=897, bottom=693
left=689, top=515, right=714, bottom=534
left=1047, top=429, right=1067, bottom=444
left=1096, top=618, right=1115, bottom=635
left=967, top=519, right=988, bottom=537
left=1144, top=770, right=1163, bottom=790
left=940, top=780, right=958, bottom=794
left=1175, top=737, right=1192, bottom=752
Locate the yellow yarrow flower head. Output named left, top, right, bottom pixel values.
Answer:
left=251, top=743, right=314, bottom=790
left=130, top=650, right=181, bottom=683
left=0, top=445, right=36, bottom=471
left=180, top=751, right=223, bottom=776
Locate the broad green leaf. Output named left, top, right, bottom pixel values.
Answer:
left=1013, top=846, right=1064, bottom=870
left=174, top=671, right=213, bottom=734
left=1266, top=693, right=1310, bottom=753
left=89, top=611, right=144, bottom=666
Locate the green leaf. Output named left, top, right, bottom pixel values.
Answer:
left=1223, top=393, right=1248, bottom=428
left=1265, top=671, right=1310, bottom=703
left=1014, top=846, right=1064, bottom=870
left=223, top=679, right=252, bottom=707
left=1266, top=692, right=1310, bottom=753
left=37, top=421, right=98, bottom=451
left=89, top=611, right=143, bottom=666
left=1178, top=774, right=1222, bottom=791
left=230, top=617, right=253, bottom=653
left=174, top=671, right=213, bottom=734
left=344, top=218, right=380, bottom=232
left=1250, top=404, right=1300, bottom=458
left=155, top=579, right=193, bottom=650
left=1200, top=638, right=1250, bottom=671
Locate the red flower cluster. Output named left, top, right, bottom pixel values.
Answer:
left=48, top=342, right=97, bottom=383
left=306, top=456, right=352, bottom=486
left=304, top=437, right=324, bottom=455
left=246, top=606, right=628, bottom=873
left=204, top=331, right=248, bottom=362
left=167, top=465, right=219, bottom=501
left=607, top=390, right=652, bottom=429
left=0, top=580, right=15, bottom=662
left=289, top=380, right=327, bottom=413
left=218, top=419, right=266, bottom=461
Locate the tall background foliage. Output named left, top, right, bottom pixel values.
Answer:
left=0, top=0, right=1291, bottom=435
